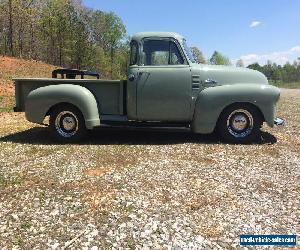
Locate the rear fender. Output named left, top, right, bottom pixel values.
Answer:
left=25, top=84, right=100, bottom=129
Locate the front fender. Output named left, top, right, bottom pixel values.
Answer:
left=191, top=84, right=280, bottom=134
left=25, top=84, right=100, bottom=129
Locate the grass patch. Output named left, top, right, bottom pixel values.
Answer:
left=20, top=221, right=33, bottom=229
left=126, top=236, right=136, bottom=249
left=0, top=107, right=12, bottom=112
left=0, top=96, right=14, bottom=112
left=0, top=173, right=24, bottom=186
left=14, top=236, right=24, bottom=246
left=270, top=81, right=300, bottom=89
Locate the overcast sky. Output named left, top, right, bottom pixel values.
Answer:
left=83, top=0, right=300, bottom=66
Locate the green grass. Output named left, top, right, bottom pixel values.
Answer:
left=0, top=107, right=12, bottom=112
left=20, top=221, right=33, bottom=229
left=270, top=81, right=300, bottom=89
left=14, top=236, right=24, bottom=246
left=126, top=236, right=136, bottom=249
left=0, top=96, right=14, bottom=112
left=0, top=173, right=24, bottom=187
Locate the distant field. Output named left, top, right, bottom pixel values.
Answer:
left=270, top=81, right=300, bottom=89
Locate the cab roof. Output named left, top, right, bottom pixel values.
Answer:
left=131, top=32, right=184, bottom=42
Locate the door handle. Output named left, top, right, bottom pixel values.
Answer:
left=204, top=79, right=218, bottom=84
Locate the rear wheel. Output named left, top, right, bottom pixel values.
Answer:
left=217, top=104, right=262, bottom=143
left=49, top=104, right=87, bottom=142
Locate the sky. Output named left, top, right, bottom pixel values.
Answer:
left=83, top=0, right=300, bottom=66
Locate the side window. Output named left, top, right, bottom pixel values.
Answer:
left=152, top=51, right=169, bottom=65
left=130, top=41, right=138, bottom=65
left=142, top=40, right=185, bottom=66
left=143, top=40, right=169, bottom=66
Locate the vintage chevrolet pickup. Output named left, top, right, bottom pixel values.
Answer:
left=14, top=32, right=284, bottom=143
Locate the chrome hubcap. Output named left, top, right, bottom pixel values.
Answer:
left=232, top=114, right=248, bottom=131
left=62, top=116, right=76, bottom=131
left=227, top=109, right=253, bottom=138
left=55, top=111, right=78, bottom=138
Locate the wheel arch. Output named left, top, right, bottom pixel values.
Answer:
left=46, top=102, right=81, bottom=117
left=25, top=84, right=101, bottom=129
left=191, top=83, right=279, bottom=134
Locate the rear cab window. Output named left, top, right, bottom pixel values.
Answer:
left=130, top=41, right=138, bottom=65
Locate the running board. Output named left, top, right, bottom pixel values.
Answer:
left=101, top=115, right=128, bottom=122
left=100, top=120, right=190, bottom=128
left=98, top=124, right=191, bottom=133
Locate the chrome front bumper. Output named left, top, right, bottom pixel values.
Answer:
left=274, top=118, right=285, bottom=126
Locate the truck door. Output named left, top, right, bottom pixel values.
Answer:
left=136, top=38, right=191, bottom=122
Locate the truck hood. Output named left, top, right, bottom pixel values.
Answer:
left=192, top=64, right=268, bottom=86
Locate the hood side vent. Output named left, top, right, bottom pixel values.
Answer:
left=192, top=75, right=200, bottom=89
left=192, top=75, right=200, bottom=83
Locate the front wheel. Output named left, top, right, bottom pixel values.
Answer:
left=49, top=104, right=87, bottom=143
left=217, top=104, right=263, bottom=143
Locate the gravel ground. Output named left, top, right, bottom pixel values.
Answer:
left=0, top=89, right=299, bottom=249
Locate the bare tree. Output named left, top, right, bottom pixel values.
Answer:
left=8, top=0, right=14, bottom=56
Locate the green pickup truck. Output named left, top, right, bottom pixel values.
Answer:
left=14, top=32, right=284, bottom=143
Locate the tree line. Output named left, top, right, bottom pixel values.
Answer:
left=192, top=48, right=300, bottom=83
left=247, top=61, right=300, bottom=83
left=191, top=48, right=232, bottom=66
left=0, top=0, right=128, bottom=79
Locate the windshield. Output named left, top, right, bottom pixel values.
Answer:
left=183, top=39, right=196, bottom=63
